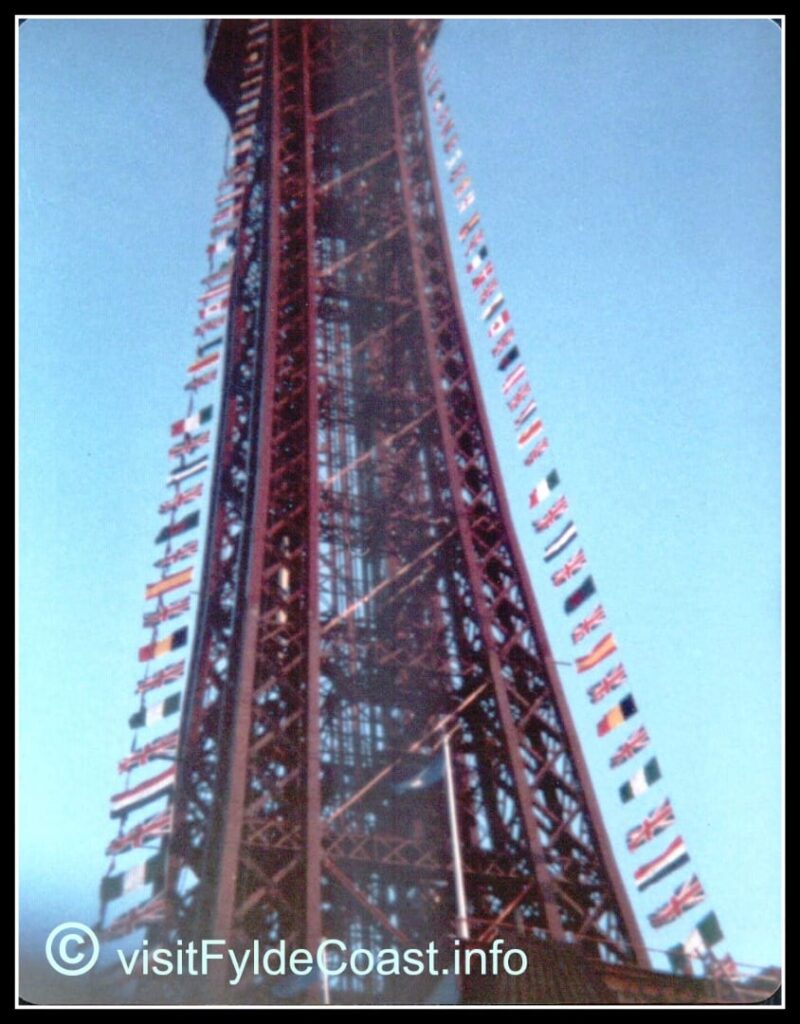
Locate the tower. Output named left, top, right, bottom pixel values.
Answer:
left=132, top=18, right=651, bottom=1002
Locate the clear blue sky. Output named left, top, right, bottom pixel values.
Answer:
left=19, top=16, right=781, bottom=1002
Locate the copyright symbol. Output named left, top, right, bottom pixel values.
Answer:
left=45, top=922, right=100, bottom=976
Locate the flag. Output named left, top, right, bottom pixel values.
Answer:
left=144, top=567, right=193, bottom=601
left=482, top=295, right=505, bottom=323
left=135, top=660, right=185, bottom=695
left=596, top=694, right=637, bottom=736
left=478, top=279, right=500, bottom=306
left=648, top=876, right=705, bottom=929
left=465, top=248, right=487, bottom=274
left=507, top=382, right=532, bottom=412
left=667, top=945, right=694, bottom=977
left=634, top=836, right=690, bottom=892
left=142, top=596, right=191, bottom=629
left=196, top=336, right=224, bottom=356
left=517, top=419, right=544, bottom=449
left=529, top=470, right=560, bottom=508
left=453, top=177, right=472, bottom=200
left=465, top=229, right=486, bottom=255
left=492, top=329, right=516, bottom=360
left=457, top=192, right=475, bottom=214
left=513, top=403, right=538, bottom=431
left=198, top=299, right=229, bottom=319
left=620, top=757, right=662, bottom=803
left=168, top=432, right=210, bottom=460
left=185, top=370, right=218, bottom=392
left=155, top=511, right=200, bottom=546
left=118, top=731, right=180, bottom=773
left=610, top=725, right=650, bottom=768
left=709, top=955, right=739, bottom=981
left=588, top=663, right=627, bottom=704
left=394, top=752, right=445, bottom=795
left=198, top=282, right=230, bottom=302
left=684, top=912, right=724, bottom=958
left=216, top=184, right=245, bottom=204
left=564, top=574, right=596, bottom=612
left=168, top=456, right=209, bottom=485
left=626, top=799, right=676, bottom=851
left=524, top=437, right=550, bottom=466
left=544, top=521, right=578, bottom=562
left=445, top=148, right=463, bottom=171
left=101, top=854, right=165, bottom=903
left=129, top=693, right=181, bottom=730
left=105, top=808, right=173, bottom=856
left=207, top=236, right=234, bottom=257
left=487, top=309, right=511, bottom=337
left=552, top=549, right=587, bottom=586
left=497, top=345, right=519, bottom=372
left=159, top=484, right=203, bottom=515
left=458, top=212, right=480, bottom=243
left=154, top=541, right=198, bottom=569
left=575, top=631, right=617, bottom=672
left=501, top=364, right=526, bottom=395
left=187, top=352, right=221, bottom=375
left=194, top=318, right=226, bottom=338
left=138, top=627, right=189, bottom=664
left=471, top=262, right=494, bottom=290
left=444, top=133, right=460, bottom=154
left=101, top=894, right=169, bottom=940
left=110, top=766, right=176, bottom=818
left=572, top=605, right=607, bottom=643
left=171, top=406, right=213, bottom=437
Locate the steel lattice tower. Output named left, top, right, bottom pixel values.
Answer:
left=162, top=18, right=648, bottom=1002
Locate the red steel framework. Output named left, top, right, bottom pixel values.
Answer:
left=159, top=18, right=648, bottom=1002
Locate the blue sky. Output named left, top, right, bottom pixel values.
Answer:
left=19, top=17, right=781, bottom=1002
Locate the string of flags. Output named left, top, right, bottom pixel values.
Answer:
left=423, top=57, right=736, bottom=981
left=98, top=17, right=271, bottom=942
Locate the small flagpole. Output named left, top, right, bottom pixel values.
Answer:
left=442, top=726, right=469, bottom=941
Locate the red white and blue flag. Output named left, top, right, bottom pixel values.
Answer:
left=648, top=875, right=705, bottom=929
left=626, top=799, right=676, bottom=851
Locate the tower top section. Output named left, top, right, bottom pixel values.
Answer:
left=204, top=18, right=440, bottom=126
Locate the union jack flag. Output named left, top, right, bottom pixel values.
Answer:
left=135, top=660, right=185, bottom=696
left=472, top=263, right=494, bottom=290
left=465, top=229, right=486, bottom=254
left=105, top=808, right=174, bottom=856
left=551, top=549, right=587, bottom=586
left=185, top=370, right=218, bottom=392
left=533, top=493, right=567, bottom=530
left=502, top=365, right=526, bottom=396
left=213, top=203, right=242, bottom=223
left=194, top=317, right=226, bottom=338
left=524, top=438, right=550, bottom=467
left=610, top=725, right=650, bottom=768
left=142, top=596, right=191, bottom=629
left=572, top=605, right=607, bottom=644
left=118, top=731, right=180, bottom=774
left=159, top=484, right=203, bottom=515
left=168, top=431, right=210, bottom=460
left=101, top=894, right=170, bottom=940
left=154, top=541, right=198, bottom=570
left=709, top=954, right=739, bottom=981
left=507, top=382, right=532, bottom=412
left=627, top=798, right=676, bottom=851
left=648, top=875, right=705, bottom=929
left=478, top=278, right=499, bottom=305
left=491, top=328, right=515, bottom=359
left=588, top=663, right=627, bottom=703
left=449, top=161, right=467, bottom=183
